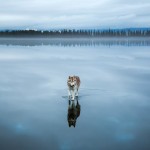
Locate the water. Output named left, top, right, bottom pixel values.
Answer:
left=0, top=38, right=150, bottom=150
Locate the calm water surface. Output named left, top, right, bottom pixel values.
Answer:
left=0, top=38, right=150, bottom=150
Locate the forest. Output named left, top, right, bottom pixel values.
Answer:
left=0, top=28, right=150, bottom=37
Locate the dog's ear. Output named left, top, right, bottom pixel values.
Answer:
left=68, top=120, right=71, bottom=127
left=73, top=122, right=76, bottom=128
left=73, top=76, right=75, bottom=80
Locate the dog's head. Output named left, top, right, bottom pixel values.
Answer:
left=68, top=118, right=76, bottom=127
left=68, top=76, right=77, bottom=87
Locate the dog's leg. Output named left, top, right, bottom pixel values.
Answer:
left=68, top=89, right=71, bottom=99
left=72, top=90, right=75, bottom=100
left=75, top=88, right=78, bottom=97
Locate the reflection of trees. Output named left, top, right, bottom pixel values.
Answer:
left=0, top=29, right=150, bottom=37
left=0, top=38, right=150, bottom=47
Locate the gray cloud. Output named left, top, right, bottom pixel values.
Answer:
left=0, top=0, right=150, bottom=29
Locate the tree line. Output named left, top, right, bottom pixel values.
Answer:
left=0, top=28, right=150, bottom=37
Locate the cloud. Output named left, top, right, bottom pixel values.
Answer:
left=0, top=0, right=150, bottom=29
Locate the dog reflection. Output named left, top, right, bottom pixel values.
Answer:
left=67, top=98, right=81, bottom=128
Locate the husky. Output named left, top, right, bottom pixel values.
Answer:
left=67, top=76, right=80, bottom=100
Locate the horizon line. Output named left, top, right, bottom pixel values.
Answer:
left=0, top=27, right=150, bottom=31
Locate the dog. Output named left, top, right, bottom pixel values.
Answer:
left=67, top=98, right=81, bottom=127
left=67, top=75, right=80, bottom=100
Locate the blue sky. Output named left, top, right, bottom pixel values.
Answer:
left=0, top=0, right=150, bottom=29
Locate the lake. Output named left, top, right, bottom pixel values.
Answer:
left=0, top=38, right=150, bottom=150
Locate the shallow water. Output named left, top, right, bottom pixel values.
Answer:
left=0, top=38, right=150, bottom=150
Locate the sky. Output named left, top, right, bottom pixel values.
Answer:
left=0, top=0, right=150, bottom=30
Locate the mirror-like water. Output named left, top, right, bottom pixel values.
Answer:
left=0, top=37, right=150, bottom=46
left=0, top=38, right=150, bottom=150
